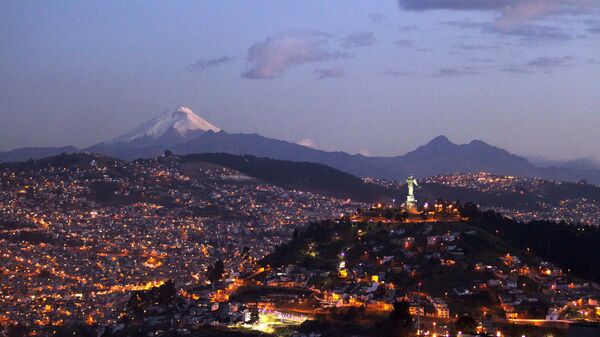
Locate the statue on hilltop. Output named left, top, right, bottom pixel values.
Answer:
left=405, top=175, right=419, bottom=213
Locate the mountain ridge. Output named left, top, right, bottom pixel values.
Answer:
left=2, top=107, right=600, bottom=183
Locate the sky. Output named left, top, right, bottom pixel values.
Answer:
left=1, top=0, right=600, bottom=161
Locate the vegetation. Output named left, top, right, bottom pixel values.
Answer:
left=207, top=259, right=225, bottom=284
left=295, top=301, right=413, bottom=337
left=466, top=206, right=600, bottom=282
left=455, top=315, right=477, bottom=334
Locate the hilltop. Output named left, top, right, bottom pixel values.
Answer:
left=252, top=208, right=600, bottom=336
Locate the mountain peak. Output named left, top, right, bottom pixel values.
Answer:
left=426, top=135, right=454, bottom=146
left=109, top=107, right=220, bottom=144
left=468, top=139, right=489, bottom=146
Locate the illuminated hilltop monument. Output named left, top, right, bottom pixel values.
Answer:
left=405, top=175, right=419, bottom=214
left=353, top=174, right=462, bottom=223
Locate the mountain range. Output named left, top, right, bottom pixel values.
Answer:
left=2, top=106, right=600, bottom=184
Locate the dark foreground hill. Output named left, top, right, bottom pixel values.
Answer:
left=181, top=153, right=395, bottom=203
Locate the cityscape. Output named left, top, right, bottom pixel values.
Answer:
left=2, top=1, right=600, bottom=337
left=1, top=152, right=599, bottom=336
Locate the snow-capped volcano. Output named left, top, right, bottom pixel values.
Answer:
left=108, top=107, right=221, bottom=146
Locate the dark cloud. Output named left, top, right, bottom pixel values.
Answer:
left=400, top=0, right=515, bottom=11
left=589, top=21, right=600, bottom=33
left=314, top=67, right=346, bottom=79
left=527, top=56, right=573, bottom=68
left=399, top=0, right=599, bottom=21
left=369, top=14, right=388, bottom=24
left=453, top=43, right=500, bottom=50
left=242, top=31, right=350, bottom=79
left=490, top=24, right=570, bottom=40
left=341, top=32, right=377, bottom=48
left=385, top=69, right=412, bottom=76
left=445, top=19, right=571, bottom=41
left=444, top=19, right=488, bottom=29
left=401, top=1, right=598, bottom=43
left=188, top=55, right=235, bottom=71
left=394, top=39, right=415, bottom=47
left=502, top=56, right=574, bottom=73
left=434, top=66, right=480, bottom=77
left=399, top=25, right=420, bottom=32
left=501, top=65, right=533, bottom=73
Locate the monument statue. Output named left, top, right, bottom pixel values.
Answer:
left=405, top=175, right=418, bottom=213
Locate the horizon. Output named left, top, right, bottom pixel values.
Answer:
left=1, top=105, right=598, bottom=165
left=2, top=1, right=600, bottom=161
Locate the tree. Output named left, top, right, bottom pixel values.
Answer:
left=6, top=324, right=29, bottom=337
left=207, top=259, right=225, bottom=284
left=395, top=212, right=407, bottom=222
left=157, top=280, right=176, bottom=305
left=382, top=301, right=413, bottom=337
left=460, top=202, right=480, bottom=218
left=455, top=315, right=477, bottom=334
left=242, top=246, right=250, bottom=258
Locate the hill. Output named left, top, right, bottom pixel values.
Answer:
left=258, top=207, right=600, bottom=331
left=181, top=153, right=394, bottom=203
left=4, top=152, right=600, bottom=222
left=0, top=145, right=78, bottom=162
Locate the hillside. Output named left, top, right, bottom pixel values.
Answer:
left=0, top=145, right=78, bottom=162
left=181, top=153, right=394, bottom=203
left=259, top=209, right=600, bottom=328
left=4, top=152, right=599, bottom=222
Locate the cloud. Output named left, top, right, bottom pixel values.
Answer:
left=453, top=43, right=499, bottom=50
left=394, top=39, right=415, bottom=47
left=188, top=55, right=235, bottom=71
left=385, top=69, right=412, bottom=76
left=526, top=56, right=574, bottom=70
left=502, top=56, right=574, bottom=73
left=445, top=19, right=571, bottom=41
left=369, top=13, right=388, bottom=24
left=297, top=138, right=316, bottom=147
left=501, top=65, right=533, bottom=73
left=588, top=21, right=600, bottom=33
left=341, top=32, right=377, bottom=48
left=314, top=67, right=345, bottom=79
left=242, top=31, right=349, bottom=79
left=401, top=1, right=600, bottom=42
left=434, top=66, right=480, bottom=77
left=399, top=25, right=420, bottom=32
left=490, top=23, right=571, bottom=40
left=399, top=0, right=598, bottom=22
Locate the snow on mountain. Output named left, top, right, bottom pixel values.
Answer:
left=109, top=107, right=220, bottom=144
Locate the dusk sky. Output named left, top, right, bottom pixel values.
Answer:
left=1, top=1, right=599, bottom=160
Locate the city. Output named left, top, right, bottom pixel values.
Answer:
left=0, top=153, right=363, bottom=331
left=1, top=153, right=599, bottom=336
left=2, top=1, right=600, bottom=336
